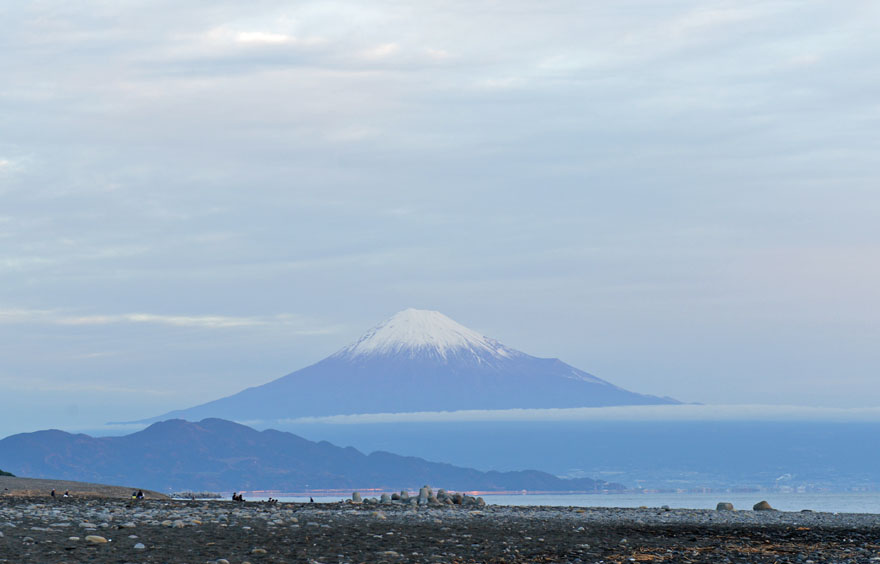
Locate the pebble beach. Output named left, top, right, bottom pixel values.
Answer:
left=3, top=495, right=880, bottom=563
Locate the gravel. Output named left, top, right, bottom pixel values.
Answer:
left=2, top=496, right=880, bottom=562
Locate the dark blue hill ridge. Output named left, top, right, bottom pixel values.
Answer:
left=0, top=418, right=622, bottom=493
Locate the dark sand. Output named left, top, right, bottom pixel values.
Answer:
left=2, top=497, right=880, bottom=563
left=0, top=476, right=167, bottom=499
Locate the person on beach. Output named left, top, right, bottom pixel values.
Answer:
left=137, top=490, right=144, bottom=499
left=51, top=489, right=56, bottom=498
left=63, top=490, right=70, bottom=497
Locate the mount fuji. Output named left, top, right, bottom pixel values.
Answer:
left=140, top=309, right=678, bottom=423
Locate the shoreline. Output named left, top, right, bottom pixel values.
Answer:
left=208, top=490, right=880, bottom=515
left=3, top=497, right=880, bottom=563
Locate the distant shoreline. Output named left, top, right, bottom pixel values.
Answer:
left=222, top=488, right=625, bottom=498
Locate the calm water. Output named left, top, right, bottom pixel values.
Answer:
left=247, top=492, right=880, bottom=514
left=478, top=492, right=880, bottom=514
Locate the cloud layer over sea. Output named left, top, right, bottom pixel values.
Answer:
left=250, top=404, right=880, bottom=426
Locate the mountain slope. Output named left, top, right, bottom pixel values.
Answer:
left=145, top=309, right=677, bottom=423
left=0, top=418, right=621, bottom=492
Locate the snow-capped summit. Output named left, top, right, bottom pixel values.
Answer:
left=335, top=308, right=514, bottom=361
left=139, top=309, right=679, bottom=424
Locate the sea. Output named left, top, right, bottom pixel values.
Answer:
left=243, top=492, right=880, bottom=514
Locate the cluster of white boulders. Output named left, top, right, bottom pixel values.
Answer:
left=350, top=486, right=486, bottom=508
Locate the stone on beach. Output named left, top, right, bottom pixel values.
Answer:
left=418, top=486, right=431, bottom=505
left=461, top=494, right=485, bottom=507
left=351, top=492, right=362, bottom=503
left=753, top=500, right=775, bottom=511
left=85, top=534, right=108, bottom=543
left=716, top=502, right=734, bottom=511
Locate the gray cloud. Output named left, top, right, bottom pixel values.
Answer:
left=1, top=0, right=879, bottom=433
left=0, top=307, right=340, bottom=331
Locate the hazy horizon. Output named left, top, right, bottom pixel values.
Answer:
left=2, top=1, right=879, bottom=435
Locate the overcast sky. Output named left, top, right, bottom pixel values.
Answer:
left=1, top=1, right=879, bottom=435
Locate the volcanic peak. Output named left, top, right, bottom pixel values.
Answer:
left=334, top=308, right=515, bottom=360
